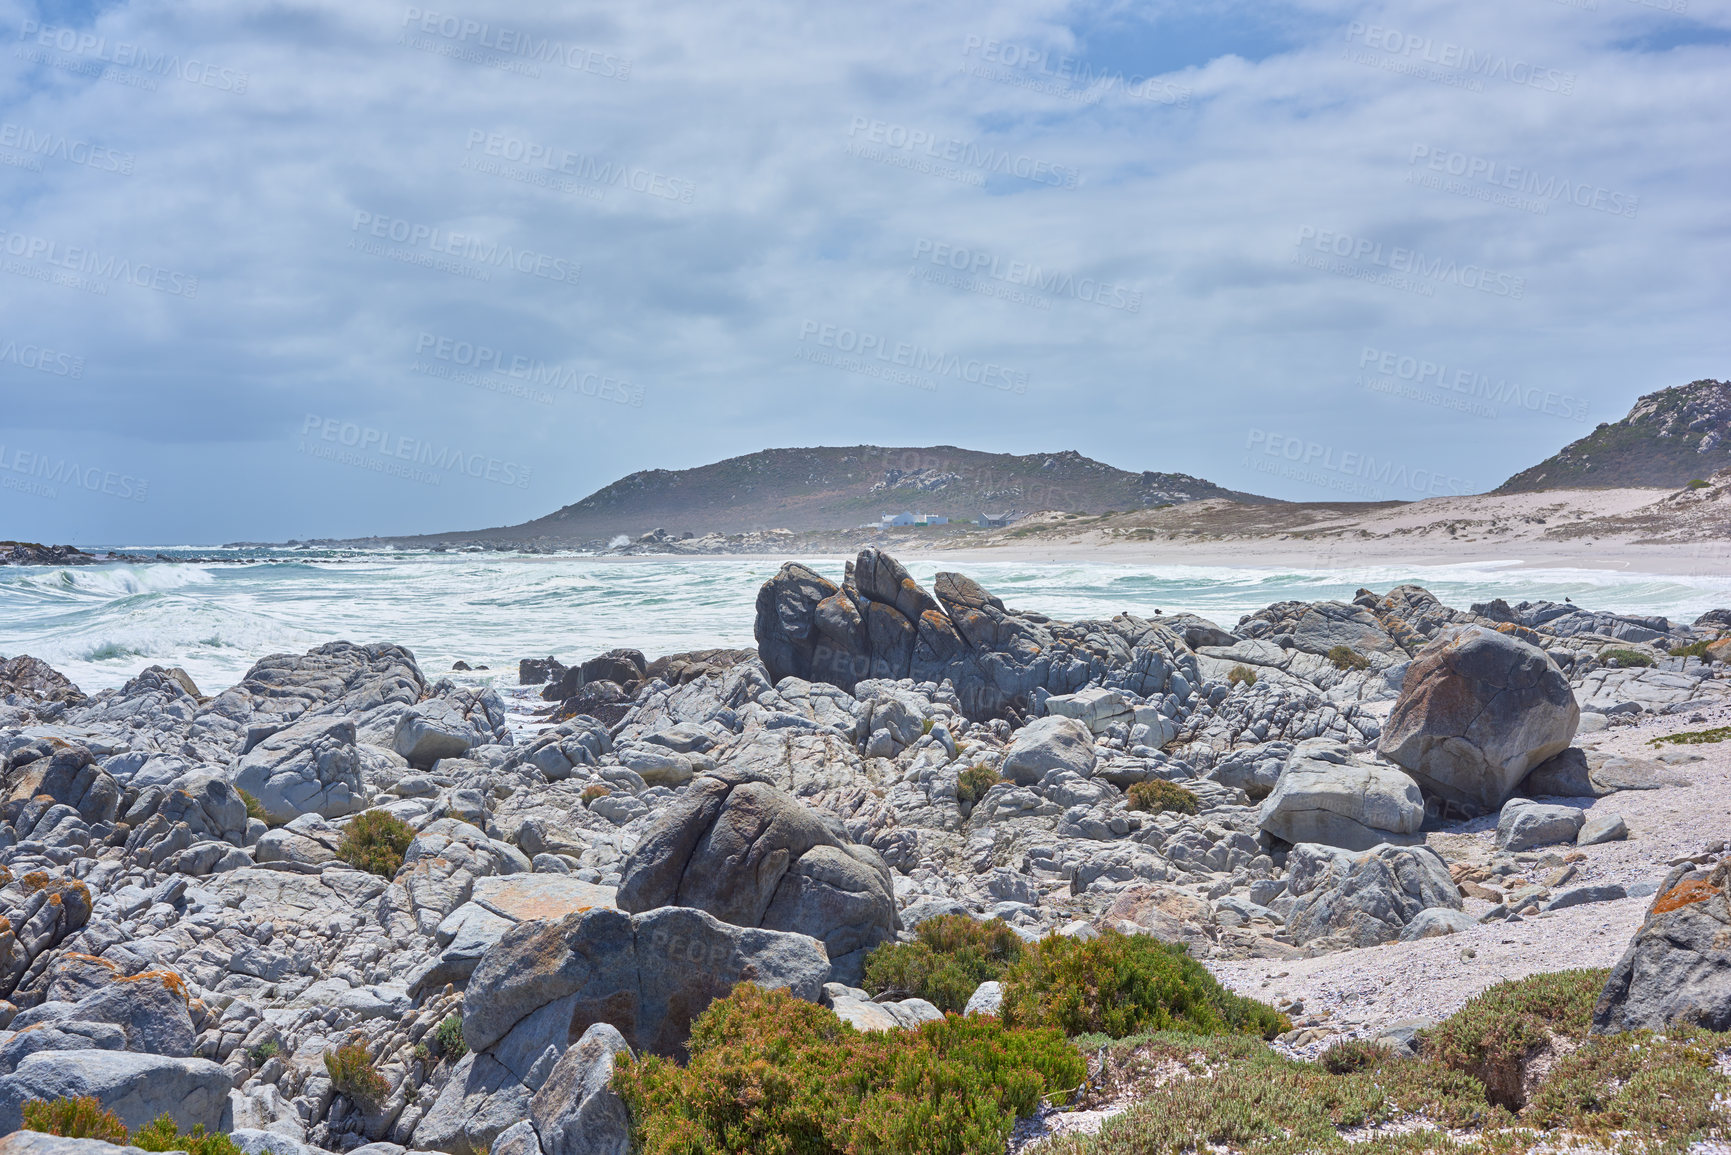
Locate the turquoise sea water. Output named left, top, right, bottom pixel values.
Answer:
left=3, top=549, right=1729, bottom=695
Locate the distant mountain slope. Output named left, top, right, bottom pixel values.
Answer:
left=1497, top=379, right=1731, bottom=493
left=398, top=446, right=1274, bottom=545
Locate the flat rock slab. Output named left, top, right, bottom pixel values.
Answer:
left=472, top=875, right=618, bottom=922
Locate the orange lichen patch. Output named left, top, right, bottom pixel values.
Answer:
left=0, top=866, right=12, bottom=887
left=21, top=871, right=49, bottom=893
left=59, top=953, right=121, bottom=974
left=1652, top=879, right=1722, bottom=915
left=115, top=969, right=190, bottom=1002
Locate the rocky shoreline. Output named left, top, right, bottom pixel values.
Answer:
left=2, top=547, right=1729, bottom=1153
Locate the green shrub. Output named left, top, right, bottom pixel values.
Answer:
left=248, top=1039, right=280, bottom=1065
left=1687, top=478, right=1710, bottom=489
left=1599, top=647, right=1655, bottom=668
left=955, top=764, right=1004, bottom=812
left=999, top=929, right=1289, bottom=1040
left=325, top=1041, right=390, bottom=1108
left=133, top=1115, right=243, bottom=1155
left=1319, top=1038, right=1386, bottom=1075
left=1522, top=1024, right=1727, bottom=1143
left=1669, top=637, right=1722, bottom=659
left=237, top=789, right=268, bottom=824
left=435, top=1013, right=466, bottom=1059
left=1419, top=969, right=1607, bottom=1109
left=863, top=915, right=1025, bottom=1012
left=1326, top=645, right=1370, bottom=671
left=1650, top=725, right=1731, bottom=746
left=337, top=810, right=416, bottom=878
left=1226, top=665, right=1257, bottom=688
left=1125, top=779, right=1199, bottom=816
left=611, top=982, right=1085, bottom=1155
left=21, top=1096, right=129, bottom=1143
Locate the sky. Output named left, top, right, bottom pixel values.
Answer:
left=0, top=0, right=1727, bottom=545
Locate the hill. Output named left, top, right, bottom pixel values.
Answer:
left=1496, top=379, right=1731, bottom=493
left=389, top=446, right=1272, bottom=547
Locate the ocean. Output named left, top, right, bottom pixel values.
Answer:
left=3, top=549, right=1729, bottom=696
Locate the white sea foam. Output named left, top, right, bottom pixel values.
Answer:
left=3, top=552, right=1728, bottom=695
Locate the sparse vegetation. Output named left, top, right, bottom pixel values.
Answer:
left=863, top=914, right=1025, bottom=1012
left=612, top=982, right=1085, bottom=1155
left=1319, top=1037, right=1387, bottom=1075
left=1419, top=969, right=1606, bottom=1109
left=581, top=782, right=612, bottom=804
left=238, top=788, right=268, bottom=824
left=248, top=1039, right=281, bottom=1065
left=1687, top=478, right=1710, bottom=489
left=1326, top=645, right=1370, bottom=671
left=435, top=1013, right=467, bottom=1059
left=999, top=929, right=1290, bottom=1040
left=1650, top=724, right=1731, bottom=746
left=1599, top=647, right=1655, bottom=668
left=1669, top=636, right=1726, bottom=659
left=21, top=1096, right=129, bottom=1143
left=1126, top=779, right=1199, bottom=816
left=133, top=1116, right=244, bottom=1155
left=1227, top=664, right=1258, bottom=688
left=324, top=1041, right=390, bottom=1108
left=336, top=809, right=416, bottom=878
left=955, top=764, right=1004, bottom=812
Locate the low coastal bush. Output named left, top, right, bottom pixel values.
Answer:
left=612, top=982, right=1085, bottom=1155
left=863, top=914, right=1024, bottom=1012
left=1419, top=969, right=1606, bottom=1108
left=1326, top=645, right=1370, bottom=671
left=325, top=1041, right=390, bottom=1108
left=435, top=1012, right=466, bottom=1058
left=21, top=1095, right=129, bottom=1143
left=337, top=810, right=416, bottom=878
left=133, top=1116, right=243, bottom=1155
left=238, top=788, right=268, bottom=824
left=955, top=764, right=1004, bottom=812
left=1650, top=724, right=1731, bottom=746
left=1668, top=636, right=1725, bottom=659
left=1599, top=647, right=1655, bottom=667
left=22, top=1099, right=240, bottom=1155
left=999, top=930, right=1289, bottom=1040
left=1319, top=1037, right=1386, bottom=1075
left=1126, top=779, right=1199, bottom=816
left=1227, top=664, right=1258, bottom=688
left=1688, top=478, right=1710, bottom=489
left=581, top=782, right=612, bottom=804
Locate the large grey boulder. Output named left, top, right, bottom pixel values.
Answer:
left=8, top=971, right=194, bottom=1057
left=616, top=772, right=897, bottom=982
left=392, top=686, right=511, bottom=769
left=1595, top=861, right=1731, bottom=1034
left=1284, top=842, right=1462, bottom=948
left=0, top=1136, right=149, bottom=1155
left=1, top=744, right=121, bottom=826
left=412, top=1052, right=534, bottom=1155
left=232, top=715, right=369, bottom=824
left=0, top=1050, right=232, bottom=1133
left=1495, top=800, right=1585, bottom=852
left=529, top=1023, right=632, bottom=1155
left=1257, top=739, right=1424, bottom=851
left=1378, top=626, right=1578, bottom=816
left=1001, top=716, right=1097, bottom=784
left=463, top=905, right=829, bottom=1060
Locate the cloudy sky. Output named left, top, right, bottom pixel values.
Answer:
left=1, top=0, right=1726, bottom=544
